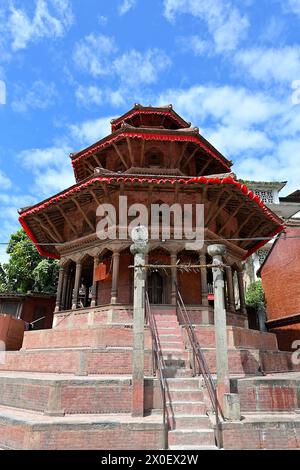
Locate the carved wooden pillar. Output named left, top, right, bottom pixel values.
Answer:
left=170, top=252, right=177, bottom=305
left=55, top=266, right=65, bottom=312
left=237, top=269, right=247, bottom=315
left=200, top=250, right=208, bottom=306
left=225, top=265, right=235, bottom=312
left=91, top=256, right=98, bottom=308
left=111, top=251, right=120, bottom=304
left=72, top=261, right=82, bottom=310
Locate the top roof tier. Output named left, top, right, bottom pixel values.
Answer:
left=110, top=104, right=191, bottom=131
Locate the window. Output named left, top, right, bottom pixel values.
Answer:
left=146, top=149, right=163, bottom=168
left=0, top=302, right=20, bottom=318
left=257, top=249, right=269, bottom=265
left=254, top=190, right=274, bottom=204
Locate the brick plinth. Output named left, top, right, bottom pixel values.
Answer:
left=0, top=406, right=164, bottom=450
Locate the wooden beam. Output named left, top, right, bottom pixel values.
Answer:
left=126, top=137, right=134, bottom=165
left=176, top=142, right=188, bottom=167
left=72, top=197, right=95, bottom=232
left=205, top=189, right=225, bottom=227
left=92, top=154, right=102, bottom=167
left=219, top=201, right=244, bottom=236
left=43, top=213, right=64, bottom=243
left=206, top=193, right=233, bottom=227
left=140, top=139, right=145, bottom=166
left=32, top=216, right=60, bottom=244
left=232, top=212, right=254, bottom=238
left=85, top=159, right=96, bottom=172
left=57, top=206, right=78, bottom=236
left=182, top=146, right=198, bottom=169
left=198, top=158, right=212, bottom=176
left=112, top=143, right=129, bottom=169
left=240, top=221, right=268, bottom=248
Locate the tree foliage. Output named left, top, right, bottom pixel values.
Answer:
left=245, top=280, right=265, bottom=309
left=0, top=229, right=58, bottom=293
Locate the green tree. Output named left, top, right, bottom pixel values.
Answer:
left=245, top=280, right=265, bottom=309
left=0, top=229, right=58, bottom=293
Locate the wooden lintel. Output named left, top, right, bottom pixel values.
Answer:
left=112, top=143, right=129, bottom=169
left=72, top=197, right=95, bottom=232
left=57, top=206, right=78, bottom=236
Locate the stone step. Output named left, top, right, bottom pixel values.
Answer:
left=172, top=414, right=210, bottom=429
left=167, top=389, right=203, bottom=402
left=168, top=429, right=216, bottom=446
left=168, top=401, right=206, bottom=414
left=160, top=341, right=184, bottom=348
left=163, top=368, right=193, bottom=378
left=164, top=359, right=188, bottom=369
left=169, top=445, right=219, bottom=450
left=0, top=406, right=164, bottom=450
left=163, top=350, right=189, bottom=360
left=166, top=378, right=201, bottom=390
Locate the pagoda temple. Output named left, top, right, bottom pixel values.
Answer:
left=18, top=104, right=284, bottom=318
left=0, top=105, right=299, bottom=451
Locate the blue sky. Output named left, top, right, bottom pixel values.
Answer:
left=0, top=0, right=300, bottom=263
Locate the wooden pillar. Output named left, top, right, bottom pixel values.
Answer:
left=61, top=271, right=69, bottom=311
left=91, top=256, right=98, bottom=308
left=170, top=252, right=177, bottom=305
left=225, top=265, right=235, bottom=312
left=72, top=261, right=82, bottom=310
left=237, top=270, right=247, bottom=315
left=207, top=244, right=230, bottom=412
left=200, top=250, right=208, bottom=306
left=55, top=266, right=65, bottom=312
left=130, top=226, right=149, bottom=417
left=111, top=251, right=120, bottom=304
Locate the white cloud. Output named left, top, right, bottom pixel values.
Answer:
left=0, top=171, right=12, bottom=190
left=157, top=84, right=282, bottom=126
left=118, top=0, right=136, bottom=15
left=69, top=116, right=113, bottom=146
left=114, top=49, right=171, bottom=86
left=8, top=0, right=74, bottom=51
left=73, top=33, right=117, bottom=77
left=178, top=35, right=211, bottom=56
left=12, top=80, right=57, bottom=113
left=75, top=85, right=103, bottom=107
left=235, top=46, right=300, bottom=83
left=163, top=0, right=249, bottom=52
left=284, top=0, right=300, bottom=16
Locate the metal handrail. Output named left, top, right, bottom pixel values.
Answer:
left=175, top=283, right=223, bottom=449
left=145, top=292, right=174, bottom=449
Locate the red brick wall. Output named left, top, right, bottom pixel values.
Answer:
left=261, top=227, right=300, bottom=321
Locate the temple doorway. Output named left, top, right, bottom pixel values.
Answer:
left=148, top=271, right=164, bottom=304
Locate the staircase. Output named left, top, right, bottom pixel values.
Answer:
left=152, top=307, right=218, bottom=450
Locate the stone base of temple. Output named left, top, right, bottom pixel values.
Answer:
left=0, top=304, right=299, bottom=449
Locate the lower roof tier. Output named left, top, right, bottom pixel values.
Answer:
left=18, top=174, right=284, bottom=260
